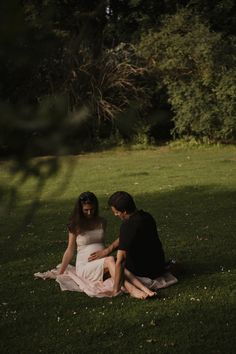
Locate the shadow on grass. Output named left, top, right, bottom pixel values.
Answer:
left=0, top=186, right=235, bottom=354
left=1, top=185, right=235, bottom=279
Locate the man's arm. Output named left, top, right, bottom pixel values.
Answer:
left=113, top=250, right=126, bottom=294
left=88, top=237, right=119, bottom=261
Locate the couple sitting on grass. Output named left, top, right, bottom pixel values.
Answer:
left=35, top=191, right=177, bottom=299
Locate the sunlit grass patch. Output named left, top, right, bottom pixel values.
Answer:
left=0, top=145, right=235, bottom=353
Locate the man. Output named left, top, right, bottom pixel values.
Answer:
left=89, top=191, right=167, bottom=295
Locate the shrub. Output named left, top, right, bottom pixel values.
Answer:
left=138, top=8, right=236, bottom=142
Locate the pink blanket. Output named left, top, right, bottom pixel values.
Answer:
left=34, top=264, right=178, bottom=298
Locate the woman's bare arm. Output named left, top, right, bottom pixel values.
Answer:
left=58, top=232, right=76, bottom=274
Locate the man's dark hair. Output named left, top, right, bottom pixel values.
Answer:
left=108, top=191, right=136, bottom=213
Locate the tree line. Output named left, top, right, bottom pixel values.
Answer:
left=1, top=0, right=235, bottom=162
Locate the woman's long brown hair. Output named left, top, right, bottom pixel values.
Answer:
left=67, top=191, right=100, bottom=235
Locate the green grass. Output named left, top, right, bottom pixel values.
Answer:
left=0, top=145, right=236, bottom=353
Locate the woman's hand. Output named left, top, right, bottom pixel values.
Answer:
left=88, top=248, right=109, bottom=261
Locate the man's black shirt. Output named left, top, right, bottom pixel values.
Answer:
left=118, top=210, right=166, bottom=278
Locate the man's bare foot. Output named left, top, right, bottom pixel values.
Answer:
left=129, top=286, right=149, bottom=299
left=143, top=288, right=157, bottom=297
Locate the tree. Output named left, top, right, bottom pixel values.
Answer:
left=138, top=8, right=236, bottom=141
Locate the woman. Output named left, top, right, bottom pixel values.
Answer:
left=35, top=192, right=156, bottom=299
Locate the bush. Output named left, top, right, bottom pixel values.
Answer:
left=138, top=8, right=236, bottom=142
left=35, top=42, right=154, bottom=144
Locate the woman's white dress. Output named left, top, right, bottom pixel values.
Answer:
left=75, top=228, right=106, bottom=282
left=34, top=228, right=114, bottom=298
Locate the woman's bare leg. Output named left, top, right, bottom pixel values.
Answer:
left=103, top=256, right=116, bottom=278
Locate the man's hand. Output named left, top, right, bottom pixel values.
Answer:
left=89, top=238, right=119, bottom=262
left=88, top=248, right=109, bottom=261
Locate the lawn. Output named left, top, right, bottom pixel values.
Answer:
left=0, top=145, right=236, bottom=353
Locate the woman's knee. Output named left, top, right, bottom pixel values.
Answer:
left=104, top=256, right=115, bottom=266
